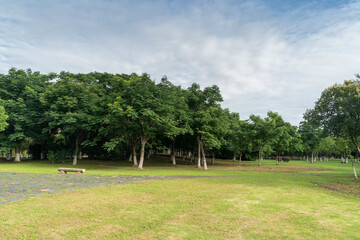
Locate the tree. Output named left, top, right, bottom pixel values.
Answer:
left=113, top=74, right=175, bottom=170
left=224, top=112, right=250, bottom=164
left=334, top=137, right=352, bottom=161
left=298, top=120, right=322, bottom=163
left=105, top=103, right=140, bottom=165
left=41, top=72, right=100, bottom=165
left=186, top=84, right=223, bottom=170
left=0, top=68, right=52, bottom=161
left=269, top=112, right=302, bottom=164
left=157, top=77, right=192, bottom=166
left=306, top=77, right=360, bottom=179
left=201, top=106, right=224, bottom=165
left=98, top=73, right=140, bottom=165
left=236, top=120, right=251, bottom=163
left=318, top=136, right=336, bottom=161
left=248, top=113, right=275, bottom=166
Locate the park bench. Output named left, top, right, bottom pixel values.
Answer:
left=58, top=168, right=86, bottom=174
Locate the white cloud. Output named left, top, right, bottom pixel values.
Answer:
left=0, top=0, right=360, bottom=125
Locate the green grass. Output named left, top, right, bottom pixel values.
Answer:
left=1, top=158, right=360, bottom=239
left=0, top=157, right=358, bottom=176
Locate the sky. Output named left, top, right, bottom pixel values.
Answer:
left=0, top=0, right=360, bottom=126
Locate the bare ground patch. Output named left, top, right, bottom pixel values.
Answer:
left=317, top=182, right=360, bottom=197
left=227, top=165, right=327, bottom=172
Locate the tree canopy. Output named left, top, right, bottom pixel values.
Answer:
left=0, top=68, right=359, bottom=174
left=306, top=77, right=360, bottom=178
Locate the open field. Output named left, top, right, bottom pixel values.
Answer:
left=1, top=158, right=360, bottom=239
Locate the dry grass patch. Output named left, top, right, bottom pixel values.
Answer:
left=237, top=164, right=327, bottom=172
left=318, top=182, right=360, bottom=196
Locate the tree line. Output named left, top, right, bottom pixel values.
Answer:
left=0, top=68, right=359, bottom=172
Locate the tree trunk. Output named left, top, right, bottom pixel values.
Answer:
left=40, top=141, right=45, bottom=160
left=351, top=137, right=359, bottom=179
left=197, top=138, right=201, bottom=168
left=138, top=136, right=149, bottom=170
left=199, top=140, right=208, bottom=170
left=276, top=152, right=279, bottom=165
left=238, top=152, right=242, bottom=164
left=132, top=143, right=138, bottom=166
left=171, top=140, right=176, bottom=166
left=311, top=148, right=314, bottom=164
left=351, top=157, right=358, bottom=180
left=258, top=147, right=263, bottom=166
left=211, top=150, right=215, bottom=165
left=72, top=133, right=81, bottom=166
left=14, top=143, right=21, bottom=162
left=129, top=153, right=133, bottom=162
left=232, top=153, right=236, bottom=162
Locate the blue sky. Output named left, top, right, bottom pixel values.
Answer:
left=1, top=0, right=359, bottom=125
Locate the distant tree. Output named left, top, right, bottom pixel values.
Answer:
left=236, top=120, right=251, bottom=163
left=306, top=77, right=360, bottom=179
left=224, top=111, right=241, bottom=162
left=318, top=136, right=336, bottom=161
left=298, top=120, right=322, bottom=163
left=269, top=112, right=302, bottom=164
left=334, top=137, right=352, bottom=162
left=202, top=106, right=224, bottom=165
left=249, top=113, right=275, bottom=166
left=225, top=112, right=250, bottom=164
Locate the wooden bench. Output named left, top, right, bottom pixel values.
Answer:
left=58, top=168, right=86, bottom=174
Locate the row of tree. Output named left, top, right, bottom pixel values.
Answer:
left=0, top=69, right=359, bottom=173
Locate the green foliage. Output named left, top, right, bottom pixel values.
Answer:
left=0, top=68, right=53, bottom=157
left=47, top=149, right=72, bottom=164
left=298, top=120, right=322, bottom=153
left=186, top=83, right=223, bottom=148
left=248, top=113, right=276, bottom=159
left=0, top=105, right=8, bottom=132
left=3, top=67, right=344, bottom=167
left=41, top=73, right=101, bottom=164
left=307, top=77, right=360, bottom=152
left=318, top=136, right=336, bottom=156
left=269, top=112, right=302, bottom=156
left=223, top=111, right=251, bottom=157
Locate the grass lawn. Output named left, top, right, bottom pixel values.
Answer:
left=1, top=158, right=360, bottom=239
